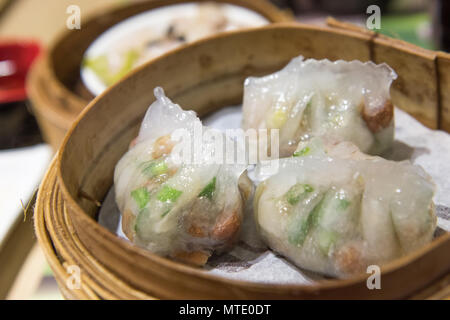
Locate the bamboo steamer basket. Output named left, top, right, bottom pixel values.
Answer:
left=26, top=0, right=292, bottom=151
left=34, top=23, right=450, bottom=299
left=33, top=159, right=450, bottom=300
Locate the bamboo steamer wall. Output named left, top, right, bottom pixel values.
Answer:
left=326, top=17, right=450, bottom=131
left=26, top=0, right=292, bottom=151
left=33, top=24, right=450, bottom=299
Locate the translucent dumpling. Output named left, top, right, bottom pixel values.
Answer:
left=114, top=87, right=252, bottom=266
left=242, top=56, right=397, bottom=157
left=254, top=139, right=436, bottom=277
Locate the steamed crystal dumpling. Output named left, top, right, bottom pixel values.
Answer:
left=254, top=139, right=436, bottom=277
left=242, top=56, right=397, bottom=157
left=114, top=87, right=252, bottom=266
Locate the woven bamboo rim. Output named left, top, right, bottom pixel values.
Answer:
left=34, top=159, right=450, bottom=300
left=27, top=0, right=292, bottom=151
left=34, top=157, right=155, bottom=299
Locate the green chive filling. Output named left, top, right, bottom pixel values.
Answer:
left=288, top=195, right=324, bottom=246
left=338, top=199, right=350, bottom=210
left=143, top=160, right=168, bottom=176
left=134, top=208, right=146, bottom=233
left=161, top=208, right=171, bottom=217
left=198, top=177, right=217, bottom=200
left=293, top=146, right=310, bottom=157
left=131, top=187, right=150, bottom=209
left=317, top=229, right=338, bottom=255
left=157, top=185, right=182, bottom=203
left=285, top=183, right=314, bottom=205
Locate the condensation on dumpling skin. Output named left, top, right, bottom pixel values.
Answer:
left=242, top=56, right=397, bottom=157
left=114, top=87, right=251, bottom=266
left=254, top=141, right=436, bottom=278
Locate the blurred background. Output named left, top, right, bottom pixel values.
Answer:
left=0, top=0, right=447, bottom=300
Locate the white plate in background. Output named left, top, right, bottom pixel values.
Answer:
left=81, top=2, right=268, bottom=96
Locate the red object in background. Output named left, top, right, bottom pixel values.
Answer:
left=0, top=41, right=41, bottom=104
